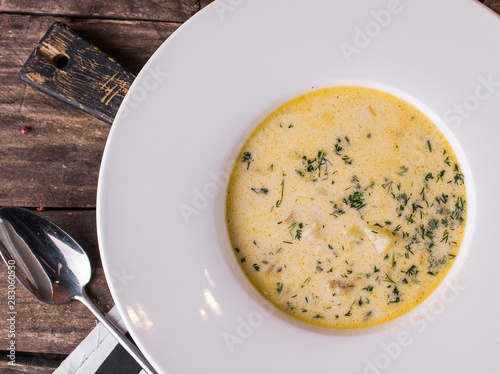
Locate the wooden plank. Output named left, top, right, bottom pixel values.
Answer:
left=200, top=0, right=215, bottom=10
left=0, top=211, right=115, bottom=354
left=484, top=0, right=500, bottom=13
left=0, top=116, right=108, bottom=208
left=0, top=352, right=63, bottom=373
left=0, top=0, right=199, bottom=23
left=0, top=15, right=179, bottom=207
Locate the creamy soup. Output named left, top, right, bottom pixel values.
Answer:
left=226, top=86, right=466, bottom=329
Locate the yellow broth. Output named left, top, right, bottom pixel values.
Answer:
left=226, top=87, right=466, bottom=329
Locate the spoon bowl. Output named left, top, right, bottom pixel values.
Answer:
left=0, top=207, right=157, bottom=374
left=0, top=207, right=91, bottom=304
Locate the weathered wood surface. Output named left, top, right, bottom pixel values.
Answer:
left=0, top=353, right=62, bottom=373
left=0, top=15, right=179, bottom=207
left=0, top=0, right=200, bottom=22
left=200, top=0, right=216, bottom=10
left=484, top=0, right=500, bottom=13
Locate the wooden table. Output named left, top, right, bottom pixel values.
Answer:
left=0, top=0, right=498, bottom=372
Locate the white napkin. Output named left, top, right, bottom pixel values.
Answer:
left=53, top=306, right=146, bottom=374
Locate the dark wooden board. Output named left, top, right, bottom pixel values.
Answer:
left=0, top=0, right=200, bottom=22
left=20, top=22, right=136, bottom=124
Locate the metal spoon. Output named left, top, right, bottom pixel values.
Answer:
left=0, top=207, right=157, bottom=374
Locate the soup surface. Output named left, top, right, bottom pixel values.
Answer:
left=226, top=86, right=467, bottom=329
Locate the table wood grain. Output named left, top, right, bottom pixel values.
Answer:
left=0, top=0, right=497, bottom=372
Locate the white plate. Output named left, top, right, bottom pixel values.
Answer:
left=97, top=0, right=500, bottom=373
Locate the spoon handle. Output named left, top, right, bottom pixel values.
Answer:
left=75, top=290, right=158, bottom=374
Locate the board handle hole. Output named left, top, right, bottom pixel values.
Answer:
left=52, top=54, right=69, bottom=68
left=37, top=42, right=70, bottom=69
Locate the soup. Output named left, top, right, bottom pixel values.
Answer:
left=226, top=86, right=466, bottom=329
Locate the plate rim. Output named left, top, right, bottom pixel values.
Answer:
left=96, top=0, right=500, bottom=372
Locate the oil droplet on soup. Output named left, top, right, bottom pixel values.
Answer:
left=226, top=87, right=466, bottom=329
